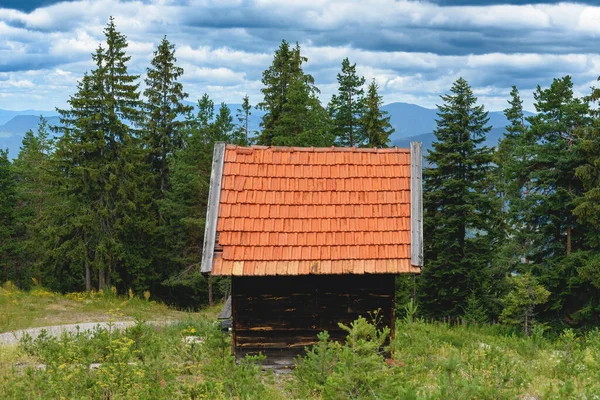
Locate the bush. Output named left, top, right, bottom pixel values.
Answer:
left=293, top=315, right=417, bottom=399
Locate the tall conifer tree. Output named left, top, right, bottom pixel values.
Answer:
left=0, top=149, right=16, bottom=283
left=573, top=78, right=600, bottom=322
left=329, top=58, right=366, bottom=147
left=492, top=86, right=531, bottom=275
left=143, top=37, right=192, bottom=196
left=236, top=95, right=252, bottom=145
left=418, top=78, right=496, bottom=317
left=50, top=17, right=144, bottom=291
left=257, top=41, right=332, bottom=146
left=12, top=117, right=53, bottom=285
left=522, top=77, right=594, bottom=322
left=361, top=80, right=394, bottom=148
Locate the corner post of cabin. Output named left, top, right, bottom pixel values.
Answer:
left=200, top=142, right=226, bottom=274
left=410, top=142, right=423, bottom=269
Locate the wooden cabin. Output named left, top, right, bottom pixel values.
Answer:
left=201, top=144, right=423, bottom=365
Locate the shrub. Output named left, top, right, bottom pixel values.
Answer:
left=293, top=315, right=417, bottom=399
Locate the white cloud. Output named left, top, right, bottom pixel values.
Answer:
left=0, top=0, right=599, bottom=112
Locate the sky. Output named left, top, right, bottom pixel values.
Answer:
left=1, top=0, right=600, bottom=112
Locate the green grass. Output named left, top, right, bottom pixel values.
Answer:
left=1, top=287, right=599, bottom=399
left=0, top=282, right=215, bottom=333
left=391, top=321, right=600, bottom=399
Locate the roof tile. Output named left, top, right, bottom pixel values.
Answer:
left=212, top=146, right=414, bottom=276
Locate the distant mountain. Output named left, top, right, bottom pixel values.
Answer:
left=393, top=127, right=508, bottom=157
left=0, top=109, right=58, bottom=125
left=0, top=114, right=61, bottom=158
left=383, top=102, right=534, bottom=142
left=0, top=102, right=534, bottom=159
left=0, top=115, right=61, bottom=136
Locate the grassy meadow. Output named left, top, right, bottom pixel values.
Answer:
left=0, top=281, right=213, bottom=333
left=1, top=284, right=599, bottom=399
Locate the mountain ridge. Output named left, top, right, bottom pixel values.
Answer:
left=0, top=102, right=532, bottom=158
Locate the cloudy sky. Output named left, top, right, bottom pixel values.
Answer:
left=1, top=0, right=600, bottom=112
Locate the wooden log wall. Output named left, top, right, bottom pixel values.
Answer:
left=232, top=274, right=395, bottom=365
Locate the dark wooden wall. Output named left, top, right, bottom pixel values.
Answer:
left=232, top=274, right=395, bottom=365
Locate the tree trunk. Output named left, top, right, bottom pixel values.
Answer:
left=567, top=181, right=572, bottom=256
left=208, top=275, right=214, bottom=306
left=99, top=270, right=105, bottom=291
left=2, top=237, right=6, bottom=281
left=85, top=260, right=91, bottom=292
left=245, top=112, right=249, bottom=145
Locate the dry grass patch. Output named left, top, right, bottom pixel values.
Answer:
left=0, top=282, right=213, bottom=333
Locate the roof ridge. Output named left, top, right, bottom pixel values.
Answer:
left=225, top=144, right=410, bottom=153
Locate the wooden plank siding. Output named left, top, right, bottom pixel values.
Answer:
left=232, top=275, right=395, bottom=365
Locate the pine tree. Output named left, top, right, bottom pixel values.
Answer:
left=11, top=117, right=53, bottom=286
left=361, top=80, right=394, bottom=148
left=329, top=58, right=366, bottom=147
left=214, top=103, right=237, bottom=142
left=143, top=36, right=193, bottom=195
left=492, top=86, right=531, bottom=276
left=418, top=77, right=496, bottom=318
left=519, top=76, right=593, bottom=323
left=142, top=36, right=193, bottom=294
left=257, top=41, right=332, bottom=146
left=160, top=93, right=235, bottom=307
left=0, top=149, right=17, bottom=283
left=48, top=71, right=106, bottom=292
left=49, top=17, right=144, bottom=291
left=573, top=77, right=600, bottom=304
left=271, top=77, right=333, bottom=147
left=236, top=95, right=252, bottom=145
left=500, top=273, right=550, bottom=335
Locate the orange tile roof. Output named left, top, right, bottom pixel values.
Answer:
left=211, top=145, right=418, bottom=276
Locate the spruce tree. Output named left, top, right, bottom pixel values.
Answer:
left=574, top=77, right=600, bottom=300
left=329, top=58, right=366, bottom=147
left=143, top=36, right=193, bottom=195
left=257, top=41, right=332, bottom=146
left=418, top=77, right=496, bottom=318
left=12, top=117, right=53, bottom=286
left=361, top=80, right=394, bottom=148
left=492, top=86, right=531, bottom=276
left=214, top=103, right=236, bottom=142
left=49, top=17, right=144, bottom=291
left=49, top=71, right=106, bottom=291
left=522, top=76, right=594, bottom=323
left=0, top=149, right=16, bottom=284
left=236, top=95, right=252, bottom=145
left=160, top=93, right=236, bottom=307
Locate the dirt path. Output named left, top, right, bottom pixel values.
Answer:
left=0, top=321, right=167, bottom=346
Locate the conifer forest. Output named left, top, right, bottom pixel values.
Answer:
left=2, top=17, right=600, bottom=331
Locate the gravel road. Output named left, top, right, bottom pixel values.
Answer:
left=0, top=321, right=165, bottom=346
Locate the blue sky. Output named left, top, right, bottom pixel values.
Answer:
left=1, top=0, right=600, bottom=112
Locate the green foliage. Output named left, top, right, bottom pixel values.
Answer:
left=257, top=40, right=333, bottom=147
left=4, top=312, right=600, bottom=398
left=361, top=80, right=395, bottom=148
left=329, top=58, right=366, bottom=147
left=10, top=117, right=53, bottom=288
left=0, top=149, right=17, bottom=283
left=143, top=36, right=193, bottom=196
left=48, top=16, right=146, bottom=292
left=419, top=77, right=498, bottom=318
left=500, top=273, right=550, bottom=335
left=3, top=317, right=281, bottom=399
left=293, top=316, right=417, bottom=399
left=499, top=76, right=598, bottom=325
left=236, top=94, right=252, bottom=145
left=463, top=292, right=489, bottom=325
